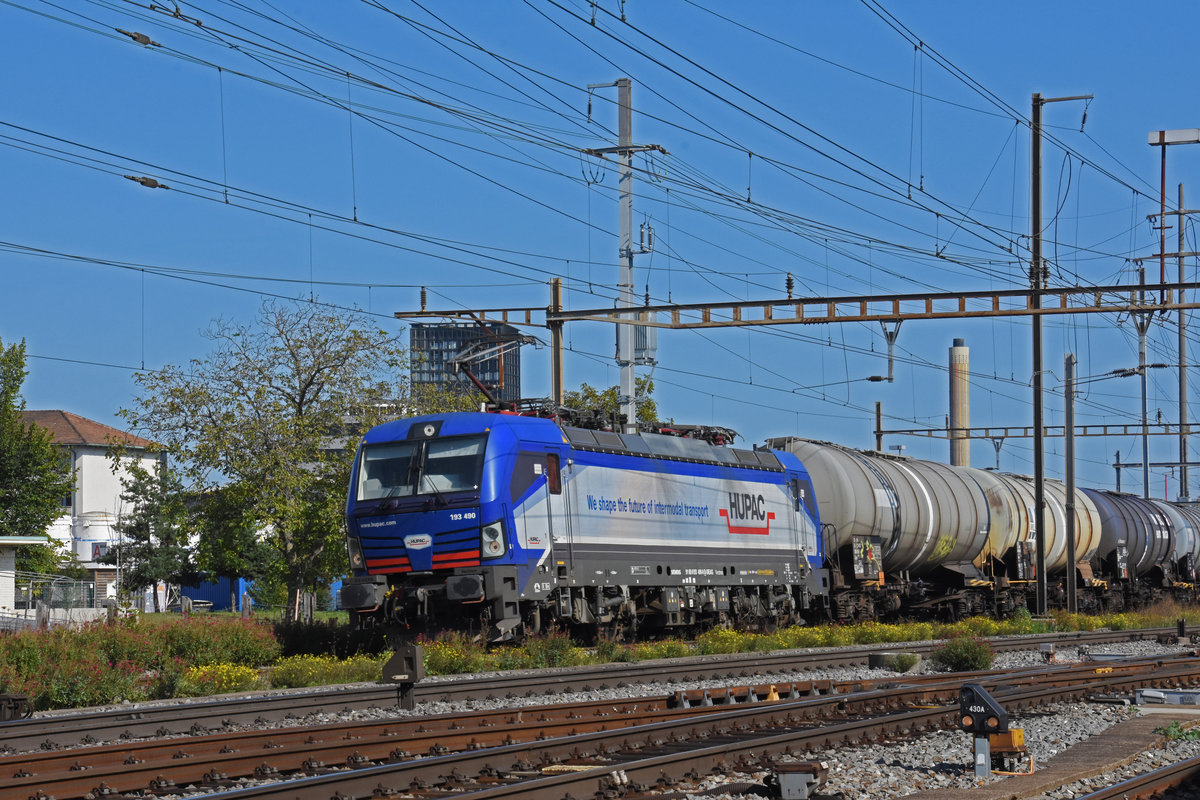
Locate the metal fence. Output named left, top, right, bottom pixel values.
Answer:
left=11, top=571, right=95, bottom=609
left=0, top=571, right=102, bottom=631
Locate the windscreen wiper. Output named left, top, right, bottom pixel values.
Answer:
left=420, top=471, right=447, bottom=507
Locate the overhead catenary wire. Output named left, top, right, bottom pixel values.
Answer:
left=0, top=1, right=1177, bottom=483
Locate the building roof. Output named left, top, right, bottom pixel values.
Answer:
left=20, top=410, right=157, bottom=450
left=0, top=536, right=50, bottom=546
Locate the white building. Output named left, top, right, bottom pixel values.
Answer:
left=0, top=535, right=47, bottom=613
left=20, top=410, right=161, bottom=599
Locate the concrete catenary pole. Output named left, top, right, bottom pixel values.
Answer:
left=949, top=338, right=970, bottom=467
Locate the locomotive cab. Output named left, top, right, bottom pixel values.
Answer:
left=343, top=415, right=513, bottom=638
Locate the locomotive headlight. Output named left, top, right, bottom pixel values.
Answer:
left=481, top=521, right=506, bottom=559
left=346, top=536, right=366, bottom=570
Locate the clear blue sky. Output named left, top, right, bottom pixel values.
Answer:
left=4, top=1, right=1200, bottom=495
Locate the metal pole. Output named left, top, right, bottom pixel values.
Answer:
left=1180, top=182, right=1189, bottom=500
left=875, top=401, right=883, bottom=452
left=550, top=278, right=563, bottom=407
left=616, top=78, right=636, bottom=432
left=1031, top=92, right=1047, bottom=615
left=1065, top=353, right=1077, bottom=614
left=1162, top=144, right=1168, bottom=285
left=1028, top=93, right=1089, bottom=614
left=1137, top=264, right=1151, bottom=499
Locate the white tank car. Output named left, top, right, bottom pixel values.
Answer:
left=1082, top=490, right=1175, bottom=579
left=769, top=438, right=1101, bottom=580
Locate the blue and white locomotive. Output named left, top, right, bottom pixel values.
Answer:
left=340, top=412, right=824, bottom=641
left=342, top=408, right=1200, bottom=638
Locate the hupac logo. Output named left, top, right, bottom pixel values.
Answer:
left=720, top=492, right=775, bottom=536
left=727, top=492, right=767, bottom=521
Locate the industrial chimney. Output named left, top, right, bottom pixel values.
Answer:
left=949, top=338, right=969, bottom=466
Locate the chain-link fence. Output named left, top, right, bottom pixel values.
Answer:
left=0, top=571, right=101, bottom=631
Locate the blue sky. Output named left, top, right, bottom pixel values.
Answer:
left=3, top=1, right=1200, bottom=495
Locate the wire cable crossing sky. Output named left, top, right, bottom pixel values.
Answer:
left=3, top=0, right=1200, bottom=495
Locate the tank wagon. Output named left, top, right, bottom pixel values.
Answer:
left=341, top=412, right=824, bottom=641
left=341, top=411, right=1200, bottom=640
left=768, top=437, right=1198, bottom=618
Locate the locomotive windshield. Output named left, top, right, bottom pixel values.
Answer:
left=357, top=434, right=487, bottom=501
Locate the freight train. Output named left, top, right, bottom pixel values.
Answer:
left=339, top=410, right=1199, bottom=641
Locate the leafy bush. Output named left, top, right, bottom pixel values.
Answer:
left=420, top=632, right=488, bottom=675
left=627, top=639, right=691, bottom=661
left=151, top=617, right=280, bottom=665
left=593, top=638, right=631, bottom=662
left=180, top=663, right=264, bottom=696
left=769, top=625, right=838, bottom=649
left=269, top=653, right=386, bottom=688
left=930, top=634, right=994, bottom=672
left=890, top=653, right=921, bottom=672
left=7, top=606, right=1198, bottom=710
left=1155, top=720, right=1200, bottom=741
left=515, top=631, right=590, bottom=668
left=696, top=628, right=747, bottom=654
left=0, top=626, right=151, bottom=709
left=849, top=621, right=891, bottom=644
left=0, top=615, right=279, bottom=710
left=994, top=606, right=1053, bottom=635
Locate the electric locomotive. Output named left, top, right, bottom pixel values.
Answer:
left=341, top=412, right=825, bottom=641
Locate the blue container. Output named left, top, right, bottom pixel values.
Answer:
left=181, top=578, right=251, bottom=612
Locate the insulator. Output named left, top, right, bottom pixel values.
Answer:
left=647, top=226, right=654, bottom=251
left=786, top=272, right=794, bottom=299
left=420, top=286, right=427, bottom=311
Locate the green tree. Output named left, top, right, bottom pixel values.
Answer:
left=15, top=538, right=84, bottom=577
left=120, top=299, right=412, bottom=620
left=0, top=338, right=74, bottom=567
left=107, top=461, right=200, bottom=611
left=193, top=482, right=273, bottom=611
left=409, top=382, right=489, bottom=414
left=563, top=376, right=658, bottom=425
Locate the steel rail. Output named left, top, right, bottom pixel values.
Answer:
left=0, top=627, right=1187, bottom=755
left=1074, top=753, right=1200, bottom=799
left=11, top=656, right=1182, bottom=800
left=130, top=658, right=1200, bottom=800
left=0, top=658, right=1111, bottom=800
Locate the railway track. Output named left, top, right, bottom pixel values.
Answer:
left=1076, top=753, right=1200, bottom=799
left=7, top=653, right=1198, bottom=800
left=0, top=626, right=1185, bottom=756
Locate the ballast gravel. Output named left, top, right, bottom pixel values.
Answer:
left=259, top=638, right=1197, bottom=799
left=672, top=639, right=1199, bottom=799
left=86, top=637, right=1200, bottom=799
